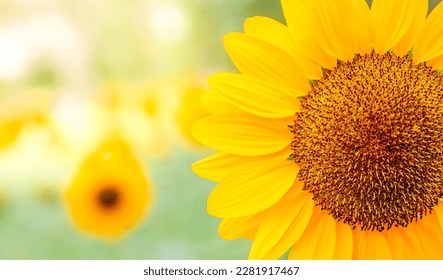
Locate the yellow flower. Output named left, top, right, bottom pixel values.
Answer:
left=0, top=90, right=50, bottom=149
left=64, top=137, right=152, bottom=238
left=176, top=86, right=210, bottom=147
left=0, top=119, right=21, bottom=149
left=192, top=0, right=443, bottom=259
left=93, top=82, right=172, bottom=157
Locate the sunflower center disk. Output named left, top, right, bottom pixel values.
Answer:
left=98, top=187, right=119, bottom=208
left=291, top=52, right=443, bottom=231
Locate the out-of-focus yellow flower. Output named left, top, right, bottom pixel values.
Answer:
left=0, top=90, right=50, bottom=150
left=0, top=119, right=22, bottom=149
left=94, top=82, right=172, bottom=157
left=93, top=77, right=210, bottom=154
left=50, top=91, right=111, bottom=159
left=64, top=137, right=152, bottom=238
left=176, top=87, right=210, bottom=147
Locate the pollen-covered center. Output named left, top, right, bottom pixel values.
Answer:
left=98, top=187, right=120, bottom=209
left=290, top=52, right=443, bottom=231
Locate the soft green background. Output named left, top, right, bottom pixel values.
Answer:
left=0, top=0, right=441, bottom=259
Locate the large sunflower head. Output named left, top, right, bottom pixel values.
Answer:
left=192, top=0, right=443, bottom=259
left=64, top=137, right=152, bottom=238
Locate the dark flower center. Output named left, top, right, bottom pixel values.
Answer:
left=98, top=187, right=119, bottom=208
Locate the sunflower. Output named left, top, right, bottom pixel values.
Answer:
left=192, top=0, right=443, bottom=259
left=64, top=137, right=152, bottom=238
left=0, top=90, right=50, bottom=149
left=93, top=82, right=172, bottom=157
left=176, top=86, right=210, bottom=147
left=0, top=119, right=21, bottom=149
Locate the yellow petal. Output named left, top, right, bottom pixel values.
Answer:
left=192, top=152, right=259, bottom=182
left=249, top=183, right=314, bottom=260
left=414, top=1, right=443, bottom=63
left=351, top=229, right=364, bottom=260
left=207, top=159, right=299, bottom=218
left=333, top=222, right=353, bottom=260
left=409, top=210, right=443, bottom=259
left=307, top=0, right=371, bottom=61
left=244, top=16, right=322, bottom=79
left=223, top=32, right=309, bottom=93
left=387, top=226, right=425, bottom=259
left=427, top=55, right=443, bottom=71
left=192, top=148, right=290, bottom=182
left=176, top=87, right=210, bottom=145
left=370, top=0, right=419, bottom=53
left=357, top=231, right=392, bottom=259
left=434, top=200, right=443, bottom=233
left=200, top=89, right=241, bottom=115
left=393, top=0, right=428, bottom=56
left=208, top=73, right=302, bottom=119
left=281, top=0, right=337, bottom=69
left=191, top=112, right=293, bottom=156
left=289, top=208, right=337, bottom=260
left=219, top=211, right=267, bottom=240
left=243, top=16, right=292, bottom=56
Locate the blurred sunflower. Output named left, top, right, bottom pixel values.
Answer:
left=176, top=84, right=210, bottom=148
left=94, top=82, right=173, bottom=157
left=0, top=119, right=21, bottom=149
left=192, top=0, right=443, bottom=259
left=64, top=137, right=152, bottom=238
left=0, top=90, right=50, bottom=150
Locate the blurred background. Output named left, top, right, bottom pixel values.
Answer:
left=0, top=0, right=440, bottom=259
left=0, top=0, right=284, bottom=259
